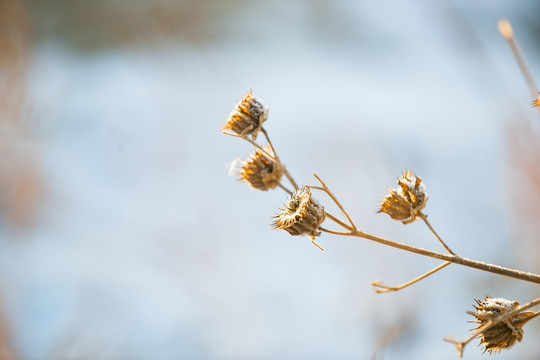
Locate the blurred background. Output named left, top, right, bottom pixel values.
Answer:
left=0, top=0, right=539, bottom=359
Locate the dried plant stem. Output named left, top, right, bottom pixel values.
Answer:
left=282, top=167, right=299, bottom=191
left=311, top=173, right=357, bottom=230
left=370, top=214, right=453, bottom=293
left=498, top=19, right=538, bottom=98
left=277, top=182, right=293, bottom=195
left=445, top=297, right=540, bottom=357
left=261, top=127, right=299, bottom=190
left=418, top=213, right=454, bottom=255
left=311, top=239, right=325, bottom=251
left=372, top=261, right=452, bottom=293
left=324, top=212, right=354, bottom=232
left=348, top=229, right=540, bottom=284
left=308, top=173, right=540, bottom=284
left=222, top=131, right=273, bottom=157
left=261, top=128, right=278, bottom=158
left=498, top=18, right=540, bottom=111
left=319, top=226, right=352, bottom=236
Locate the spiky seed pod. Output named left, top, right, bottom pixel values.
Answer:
left=378, top=170, right=427, bottom=224
left=471, top=296, right=539, bottom=354
left=272, top=186, right=326, bottom=238
left=221, top=89, right=269, bottom=140
left=238, top=146, right=284, bottom=191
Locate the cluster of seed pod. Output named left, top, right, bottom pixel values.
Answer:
left=222, top=90, right=540, bottom=357
left=222, top=90, right=326, bottom=243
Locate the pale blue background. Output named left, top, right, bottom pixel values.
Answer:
left=0, top=1, right=539, bottom=359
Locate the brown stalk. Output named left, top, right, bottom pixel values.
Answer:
left=308, top=173, right=540, bottom=285
left=418, top=213, right=454, bottom=255
left=372, top=261, right=452, bottom=293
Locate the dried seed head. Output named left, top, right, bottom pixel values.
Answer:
left=272, top=186, right=326, bottom=238
left=378, top=170, right=427, bottom=224
left=236, top=146, right=284, bottom=191
left=221, top=89, right=269, bottom=140
left=471, top=296, right=538, bottom=354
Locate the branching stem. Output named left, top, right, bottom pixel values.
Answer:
left=347, top=229, right=540, bottom=284
left=311, top=173, right=357, bottom=230
left=418, top=213, right=454, bottom=255
left=324, top=212, right=353, bottom=232
left=372, top=261, right=452, bottom=293
left=261, top=127, right=299, bottom=190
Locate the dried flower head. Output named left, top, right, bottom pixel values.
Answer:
left=378, top=170, right=427, bottom=224
left=272, top=186, right=326, bottom=238
left=235, top=146, right=284, bottom=191
left=471, top=296, right=539, bottom=354
left=221, top=89, right=269, bottom=140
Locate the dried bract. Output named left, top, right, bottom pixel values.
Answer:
left=471, top=296, right=538, bottom=354
left=237, top=146, right=284, bottom=191
left=221, top=89, right=268, bottom=140
left=378, top=170, right=427, bottom=224
left=272, top=186, right=326, bottom=238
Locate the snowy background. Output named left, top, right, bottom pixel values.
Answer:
left=0, top=1, right=539, bottom=359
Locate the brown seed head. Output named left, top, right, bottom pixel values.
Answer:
left=471, top=296, right=538, bottom=354
left=272, top=186, right=326, bottom=238
left=237, top=146, right=284, bottom=191
left=221, top=89, right=268, bottom=140
left=378, top=170, right=427, bottom=224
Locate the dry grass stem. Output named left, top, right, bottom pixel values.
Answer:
left=372, top=261, right=452, bottom=293
left=371, top=326, right=401, bottom=360
left=498, top=19, right=538, bottom=99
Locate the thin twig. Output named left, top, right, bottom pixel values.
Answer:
left=277, top=182, right=293, bottom=195
left=319, top=226, right=353, bottom=236
left=498, top=19, right=538, bottom=98
left=418, top=212, right=454, bottom=255
left=372, top=261, right=452, bottom=293
left=282, top=167, right=299, bottom=191
left=311, top=173, right=357, bottom=230
left=311, top=238, right=325, bottom=251
left=324, top=212, right=353, bottom=232
left=261, top=127, right=299, bottom=190
left=261, top=127, right=278, bottom=158
left=222, top=131, right=274, bottom=157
